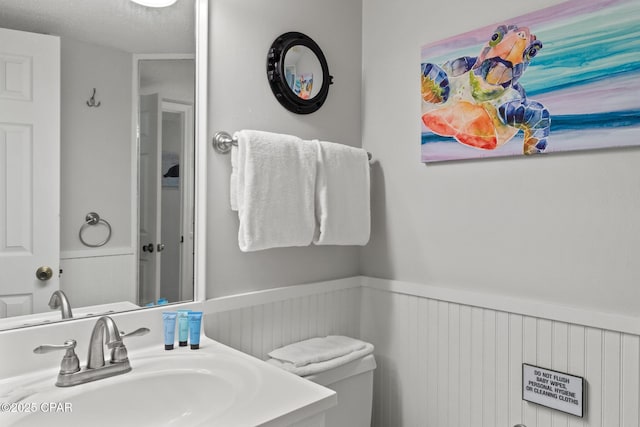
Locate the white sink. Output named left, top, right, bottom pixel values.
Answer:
left=3, top=353, right=259, bottom=426
left=0, top=337, right=335, bottom=427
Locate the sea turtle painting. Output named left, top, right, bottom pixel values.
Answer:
left=421, top=25, right=550, bottom=156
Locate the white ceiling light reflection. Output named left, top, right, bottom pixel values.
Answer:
left=130, top=0, right=178, bottom=8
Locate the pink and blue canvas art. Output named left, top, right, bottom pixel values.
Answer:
left=420, top=0, right=640, bottom=162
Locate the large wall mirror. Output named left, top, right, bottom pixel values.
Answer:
left=0, top=0, right=208, bottom=330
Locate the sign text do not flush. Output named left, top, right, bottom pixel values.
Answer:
left=522, top=364, right=584, bottom=417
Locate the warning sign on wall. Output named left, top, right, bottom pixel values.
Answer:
left=522, top=364, right=585, bottom=417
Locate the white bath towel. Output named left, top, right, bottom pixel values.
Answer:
left=268, top=335, right=367, bottom=367
left=233, top=130, right=318, bottom=252
left=313, top=141, right=370, bottom=245
left=230, top=145, right=239, bottom=211
left=266, top=342, right=374, bottom=376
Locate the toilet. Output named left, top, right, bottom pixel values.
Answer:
left=303, top=353, right=376, bottom=427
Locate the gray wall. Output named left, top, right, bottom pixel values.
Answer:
left=204, top=0, right=640, bottom=319
left=59, top=37, right=136, bottom=307
left=206, top=0, right=363, bottom=297
left=60, top=37, right=132, bottom=253
left=360, top=0, right=640, bottom=317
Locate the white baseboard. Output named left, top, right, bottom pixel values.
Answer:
left=203, top=275, right=638, bottom=335
left=204, top=276, right=362, bottom=313
left=362, top=276, right=640, bottom=335
left=60, top=246, right=134, bottom=259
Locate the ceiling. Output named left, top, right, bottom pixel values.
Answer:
left=0, top=0, right=195, bottom=54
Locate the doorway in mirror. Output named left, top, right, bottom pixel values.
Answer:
left=137, top=58, right=195, bottom=307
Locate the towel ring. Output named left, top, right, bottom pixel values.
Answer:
left=79, top=212, right=112, bottom=248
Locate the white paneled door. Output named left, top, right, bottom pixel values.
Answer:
left=0, top=28, right=60, bottom=317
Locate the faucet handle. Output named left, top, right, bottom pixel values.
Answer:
left=33, top=339, right=81, bottom=375
left=119, top=327, right=150, bottom=339
left=33, top=338, right=77, bottom=354
left=110, top=327, right=150, bottom=363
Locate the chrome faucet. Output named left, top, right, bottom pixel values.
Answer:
left=34, top=316, right=149, bottom=387
left=87, top=316, right=124, bottom=369
left=48, top=290, right=73, bottom=319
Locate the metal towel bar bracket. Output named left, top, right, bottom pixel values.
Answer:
left=212, top=131, right=236, bottom=154
left=79, top=212, right=112, bottom=248
left=213, top=131, right=372, bottom=161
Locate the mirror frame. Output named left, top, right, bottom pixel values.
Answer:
left=266, top=32, right=332, bottom=114
left=192, top=0, right=208, bottom=305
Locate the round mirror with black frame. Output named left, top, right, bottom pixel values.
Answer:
left=267, top=32, right=332, bottom=114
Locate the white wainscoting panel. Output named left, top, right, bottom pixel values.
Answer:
left=203, top=278, right=362, bottom=360
left=360, top=283, right=640, bottom=427
left=59, top=252, right=136, bottom=308
left=201, top=276, right=638, bottom=426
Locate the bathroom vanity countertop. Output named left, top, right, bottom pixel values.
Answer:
left=0, top=301, right=140, bottom=331
left=0, top=335, right=336, bottom=427
left=177, top=336, right=338, bottom=426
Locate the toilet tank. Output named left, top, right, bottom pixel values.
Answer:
left=303, top=354, right=376, bottom=427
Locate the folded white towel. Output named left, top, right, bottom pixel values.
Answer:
left=268, top=335, right=367, bottom=367
left=234, top=130, right=318, bottom=252
left=313, top=140, right=370, bottom=245
left=266, top=342, right=374, bottom=376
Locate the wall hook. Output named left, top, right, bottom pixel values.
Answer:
left=86, top=88, right=101, bottom=107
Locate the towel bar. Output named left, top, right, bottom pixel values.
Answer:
left=213, top=131, right=373, bottom=161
